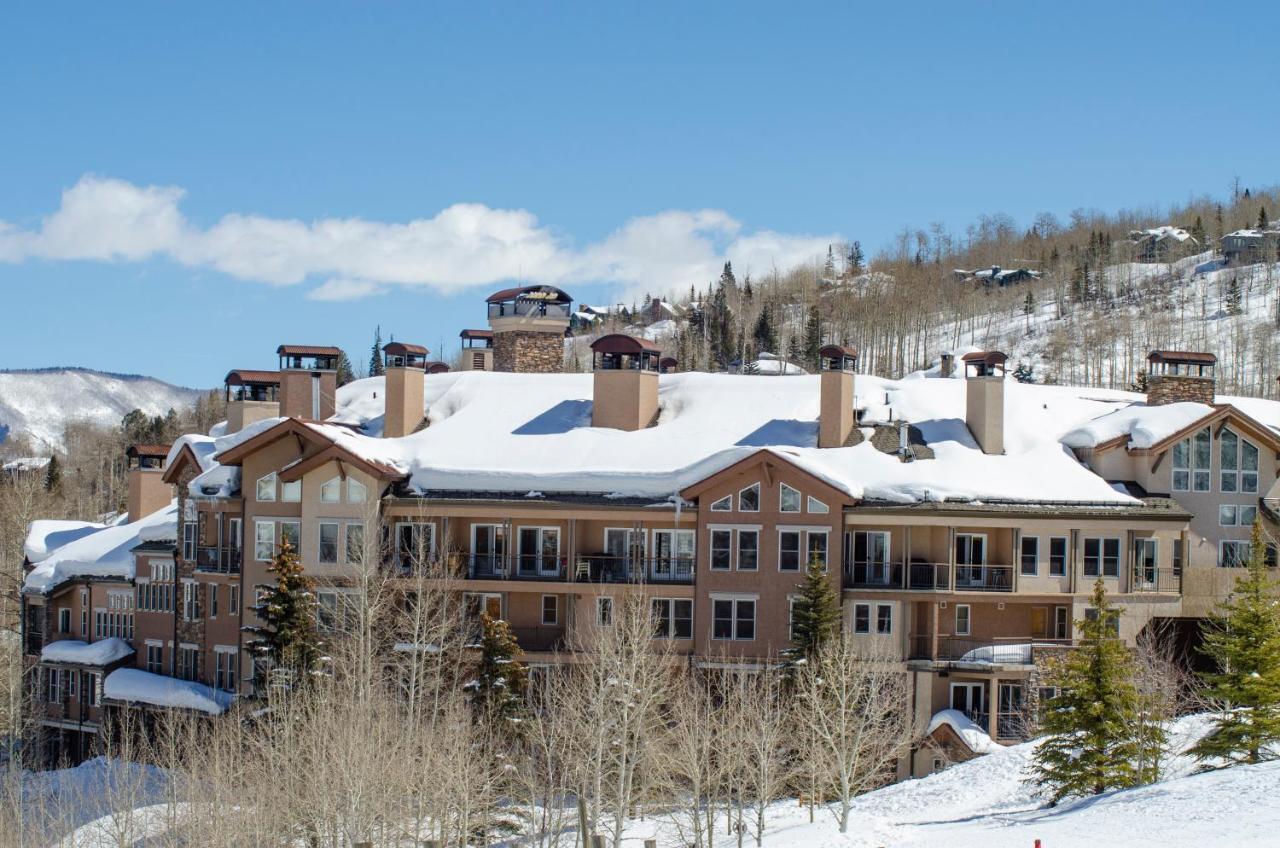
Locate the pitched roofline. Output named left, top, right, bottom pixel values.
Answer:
left=276, top=443, right=404, bottom=483
left=212, top=418, right=331, bottom=466
left=678, top=447, right=850, bottom=502
left=160, top=443, right=205, bottom=486
left=1143, top=404, right=1280, bottom=456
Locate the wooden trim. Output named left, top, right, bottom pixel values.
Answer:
left=160, top=444, right=203, bottom=485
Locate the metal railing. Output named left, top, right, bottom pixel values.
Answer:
left=487, top=301, right=572, bottom=320
left=907, top=636, right=1070, bottom=663
left=1128, top=567, right=1180, bottom=593
left=509, top=625, right=567, bottom=653
left=952, top=565, right=1014, bottom=592
left=908, top=562, right=951, bottom=590
left=466, top=554, right=695, bottom=585
left=196, top=547, right=242, bottom=574
left=845, top=562, right=903, bottom=589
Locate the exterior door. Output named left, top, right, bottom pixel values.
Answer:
left=1030, top=606, right=1048, bottom=638
left=473, top=525, right=506, bottom=575
left=605, top=529, right=646, bottom=580
left=517, top=527, right=560, bottom=576
left=997, top=683, right=1025, bottom=739
left=854, top=531, right=891, bottom=585
left=950, top=682, right=986, bottom=723
left=955, top=534, right=986, bottom=587
left=652, top=530, right=694, bottom=580
left=1134, top=538, right=1158, bottom=589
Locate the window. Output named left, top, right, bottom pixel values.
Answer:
left=1220, top=504, right=1258, bottom=526
left=317, top=590, right=357, bottom=632
left=1220, top=430, right=1260, bottom=493
left=710, top=530, right=732, bottom=570
left=1221, top=540, right=1251, bottom=568
left=280, top=520, right=300, bottom=552
left=1083, top=538, right=1120, bottom=577
left=1085, top=607, right=1120, bottom=638
left=398, top=523, right=436, bottom=570
left=1054, top=606, right=1070, bottom=639
left=738, top=483, right=760, bottom=512
left=228, top=518, right=242, bottom=552
left=876, top=603, right=893, bottom=634
left=1049, top=537, right=1068, bottom=576
left=1020, top=536, right=1039, bottom=576
left=256, top=473, right=277, bottom=502
left=788, top=596, right=800, bottom=640
left=596, top=597, right=613, bottom=626
left=711, top=597, right=755, bottom=640
left=178, top=645, right=199, bottom=681
left=182, top=519, right=198, bottom=562
left=47, top=669, right=60, bottom=703
left=853, top=603, right=870, bottom=634
left=347, top=478, right=367, bottom=503
left=737, top=530, right=758, bottom=570
left=58, top=608, right=70, bottom=633
left=541, top=595, right=559, bottom=626
left=345, top=522, right=365, bottom=564
left=806, top=496, right=829, bottom=514
left=1172, top=427, right=1211, bottom=492
left=1173, top=538, right=1184, bottom=575
left=215, top=649, right=237, bottom=692
left=955, top=604, right=971, bottom=636
left=710, top=495, right=732, bottom=512
left=320, top=477, right=341, bottom=503
left=209, top=584, right=218, bottom=618
left=652, top=598, right=693, bottom=639
left=82, top=608, right=88, bottom=637
left=318, top=522, right=339, bottom=564
left=229, top=585, right=240, bottom=615
left=780, top=483, right=801, bottom=513
left=807, top=531, right=829, bottom=571
left=779, top=531, right=801, bottom=572
left=280, top=479, right=301, bottom=502
left=146, top=644, right=163, bottom=674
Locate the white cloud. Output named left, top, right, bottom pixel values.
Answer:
left=0, top=174, right=836, bottom=301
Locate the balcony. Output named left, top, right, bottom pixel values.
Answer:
left=1127, top=568, right=1180, bottom=594
left=908, top=635, right=1071, bottom=664
left=509, top=625, right=567, bottom=653
left=465, top=555, right=695, bottom=585
left=843, top=562, right=1011, bottom=592
left=195, top=547, right=242, bottom=574
left=845, top=562, right=903, bottom=589
left=952, top=565, right=1014, bottom=592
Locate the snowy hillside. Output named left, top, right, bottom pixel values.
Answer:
left=0, top=368, right=203, bottom=452
left=27, top=714, right=1279, bottom=846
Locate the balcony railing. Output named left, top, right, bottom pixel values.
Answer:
left=1128, top=568, right=1180, bottom=594
left=908, top=562, right=952, bottom=590
left=487, top=301, right=572, bottom=320
left=952, top=565, right=1014, bottom=592
left=907, top=636, right=1070, bottom=664
left=845, top=562, right=903, bottom=589
left=196, top=547, right=242, bottom=574
left=466, top=554, right=695, bottom=585
left=509, top=625, right=568, bottom=653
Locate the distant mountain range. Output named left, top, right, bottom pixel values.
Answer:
left=0, top=368, right=205, bottom=453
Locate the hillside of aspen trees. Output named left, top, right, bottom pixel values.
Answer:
left=587, top=182, right=1280, bottom=397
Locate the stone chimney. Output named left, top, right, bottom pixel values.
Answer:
left=459, top=329, right=494, bottom=371
left=818, top=345, right=858, bottom=448
left=224, top=370, right=281, bottom=433
left=126, top=444, right=171, bottom=522
left=383, top=342, right=428, bottom=438
left=590, top=334, right=660, bottom=431
left=486, top=285, right=572, bottom=373
left=963, top=351, right=1007, bottom=455
left=1146, top=350, right=1216, bottom=405
left=939, top=352, right=954, bottom=379
left=277, top=345, right=340, bottom=419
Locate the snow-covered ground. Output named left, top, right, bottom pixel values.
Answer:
left=0, top=367, right=202, bottom=452
left=29, top=714, right=1279, bottom=847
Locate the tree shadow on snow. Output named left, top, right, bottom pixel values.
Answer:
left=512, top=400, right=593, bottom=435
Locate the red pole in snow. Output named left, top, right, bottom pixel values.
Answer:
left=1035, top=840, right=1041, bottom=848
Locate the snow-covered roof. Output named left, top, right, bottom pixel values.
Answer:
left=1132, top=226, right=1193, bottom=243
left=41, top=638, right=134, bottom=666
left=24, top=519, right=108, bottom=563
left=103, top=668, right=234, bottom=715
left=2, top=456, right=51, bottom=474
left=1060, top=402, right=1214, bottom=450
left=926, top=709, right=996, bottom=754
left=23, top=502, right=178, bottom=594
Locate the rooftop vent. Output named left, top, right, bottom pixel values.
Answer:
left=963, top=351, right=1007, bottom=455
left=590, top=334, right=660, bottom=431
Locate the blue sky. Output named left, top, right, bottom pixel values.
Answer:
left=2, top=2, right=1277, bottom=387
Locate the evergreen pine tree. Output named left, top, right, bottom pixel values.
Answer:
left=752, top=308, right=776, bottom=356
left=784, top=557, right=840, bottom=669
left=43, top=454, right=61, bottom=493
left=369, top=326, right=384, bottom=377
left=802, top=305, right=823, bottom=368
left=1192, top=520, right=1280, bottom=767
left=846, top=240, right=865, bottom=276
left=1030, top=580, right=1160, bottom=803
left=1130, top=369, right=1149, bottom=393
left=1226, top=276, right=1242, bottom=315
left=1012, top=362, right=1035, bottom=383
left=1190, top=215, right=1206, bottom=245
left=1260, top=206, right=1270, bottom=230
left=823, top=245, right=835, bottom=278
left=244, top=538, right=324, bottom=691
left=335, top=350, right=356, bottom=386
left=468, top=613, right=529, bottom=726
left=719, top=261, right=737, bottom=290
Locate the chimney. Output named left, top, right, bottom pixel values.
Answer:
left=383, top=342, right=428, bottom=438
left=1146, top=350, right=1216, bottom=406
left=590, top=334, right=660, bottom=430
left=458, top=329, right=494, bottom=371
left=818, top=345, right=858, bottom=448
left=963, top=351, right=1007, bottom=455
left=277, top=345, right=340, bottom=419
left=659, top=356, right=679, bottom=374
left=486, top=285, right=572, bottom=373
left=126, top=444, right=171, bottom=522
left=939, top=353, right=954, bottom=379
left=224, top=370, right=281, bottom=433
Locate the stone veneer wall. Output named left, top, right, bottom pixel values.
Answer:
left=1147, top=374, right=1215, bottom=406
left=493, top=330, right=564, bottom=373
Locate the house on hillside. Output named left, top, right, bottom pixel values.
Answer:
left=1221, top=227, right=1280, bottom=265
left=1127, top=226, right=1199, bottom=263
left=952, top=266, right=1042, bottom=287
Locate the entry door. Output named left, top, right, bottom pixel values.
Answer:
left=518, top=527, right=560, bottom=576
left=652, top=530, right=694, bottom=580
left=955, top=534, right=986, bottom=587
left=998, top=683, right=1024, bottom=739
left=605, top=529, right=646, bottom=579
left=950, top=682, right=986, bottom=722
left=1030, top=606, right=1048, bottom=638
left=1134, top=538, right=1158, bottom=589
left=473, top=525, right=507, bottom=575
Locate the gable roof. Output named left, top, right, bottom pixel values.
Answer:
left=1145, top=404, right=1280, bottom=455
